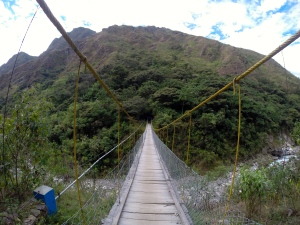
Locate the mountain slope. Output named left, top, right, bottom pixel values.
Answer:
left=46, top=27, right=96, bottom=52
left=1, top=25, right=299, bottom=101
left=1, top=25, right=300, bottom=165
left=0, top=52, right=36, bottom=75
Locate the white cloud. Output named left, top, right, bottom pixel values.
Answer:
left=259, top=0, right=287, bottom=13
left=0, top=0, right=300, bottom=78
left=275, top=43, right=300, bottom=77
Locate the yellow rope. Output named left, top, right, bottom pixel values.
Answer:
left=131, top=126, right=134, bottom=149
left=166, top=128, right=169, bottom=147
left=224, top=82, right=242, bottom=219
left=117, top=106, right=121, bottom=204
left=73, top=61, right=86, bottom=224
left=154, top=27, right=300, bottom=131
left=118, top=107, right=121, bottom=163
left=186, top=114, right=192, bottom=165
left=233, top=77, right=237, bottom=95
left=172, top=125, right=176, bottom=152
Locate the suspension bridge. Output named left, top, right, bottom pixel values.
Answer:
left=2, top=0, right=300, bottom=224
left=62, top=123, right=261, bottom=225
left=106, top=124, right=190, bottom=225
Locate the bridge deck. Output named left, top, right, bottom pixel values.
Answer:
left=116, top=125, right=185, bottom=225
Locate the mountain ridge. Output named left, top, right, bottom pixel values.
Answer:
left=45, top=27, right=96, bottom=52
left=1, top=25, right=299, bottom=96
left=0, top=52, right=36, bottom=76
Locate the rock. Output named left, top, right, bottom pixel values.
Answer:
left=216, top=180, right=223, bottom=186
left=4, top=217, right=14, bottom=225
left=262, top=147, right=269, bottom=154
left=23, top=215, right=36, bottom=225
left=288, top=208, right=293, bottom=217
left=286, top=143, right=292, bottom=148
left=293, top=146, right=300, bottom=152
left=218, top=219, right=230, bottom=224
left=271, top=148, right=283, bottom=157
left=209, top=198, right=219, bottom=208
left=36, top=204, right=47, bottom=212
left=30, top=209, right=40, bottom=217
left=7, top=214, right=14, bottom=220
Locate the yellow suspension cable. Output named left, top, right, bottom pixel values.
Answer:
left=172, top=125, right=176, bottom=152
left=166, top=128, right=169, bottom=147
left=131, top=126, right=134, bottom=149
left=118, top=107, right=121, bottom=164
left=186, top=114, right=192, bottom=165
left=224, top=82, right=242, bottom=219
left=73, top=61, right=86, bottom=224
left=117, top=106, right=121, bottom=204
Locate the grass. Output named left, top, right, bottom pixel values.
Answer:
left=44, top=185, right=117, bottom=224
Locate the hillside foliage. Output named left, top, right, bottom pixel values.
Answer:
left=1, top=25, right=300, bottom=222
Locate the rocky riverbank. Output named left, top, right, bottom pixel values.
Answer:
left=0, top=199, right=47, bottom=225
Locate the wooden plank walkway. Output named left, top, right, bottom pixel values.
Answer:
left=115, top=125, right=188, bottom=225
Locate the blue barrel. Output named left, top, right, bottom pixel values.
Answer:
left=33, top=185, right=57, bottom=215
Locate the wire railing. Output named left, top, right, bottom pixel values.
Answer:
left=151, top=127, right=261, bottom=225
left=62, top=129, right=146, bottom=225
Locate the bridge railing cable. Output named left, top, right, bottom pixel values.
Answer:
left=152, top=27, right=300, bottom=224
left=55, top=123, right=143, bottom=200
left=62, top=128, right=146, bottom=225
left=151, top=127, right=261, bottom=225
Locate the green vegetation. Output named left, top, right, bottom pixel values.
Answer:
left=233, top=156, right=300, bottom=224
left=292, top=122, right=300, bottom=145
left=0, top=88, right=51, bottom=200
left=1, top=25, right=300, bottom=223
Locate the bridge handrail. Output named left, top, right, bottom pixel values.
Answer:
left=151, top=126, right=261, bottom=225
left=56, top=123, right=143, bottom=199
left=62, top=126, right=146, bottom=224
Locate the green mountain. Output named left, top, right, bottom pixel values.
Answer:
left=1, top=25, right=300, bottom=169
left=0, top=52, right=36, bottom=76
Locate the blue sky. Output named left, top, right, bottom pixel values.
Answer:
left=1, top=0, right=300, bottom=77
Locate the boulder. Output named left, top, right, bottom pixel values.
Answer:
left=23, top=215, right=36, bottom=225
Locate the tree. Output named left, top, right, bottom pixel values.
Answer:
left=153, top=87, right=179, bottom=106
left=292, top=122, right=300, bottom=145
left=0, top=87, right=51, bottom=203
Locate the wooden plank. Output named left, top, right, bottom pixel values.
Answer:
left=120, top=212, right=180, bottom=221
left=130, top=187, right=170, bottom=192
left=123, top=203, right=178, bottom=214
left=132, top=181, right=169, bottom=187
left=126, top=192, right=173, bottom=202
left=135, top=173, right=166, bottom=178
left=135, top=171, right=165, bottom=175
left=125, top=197, right=174, bottom=204
left=114, top=125, right=188, bottom=225
left=118, top=218, right=180, bottom=225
